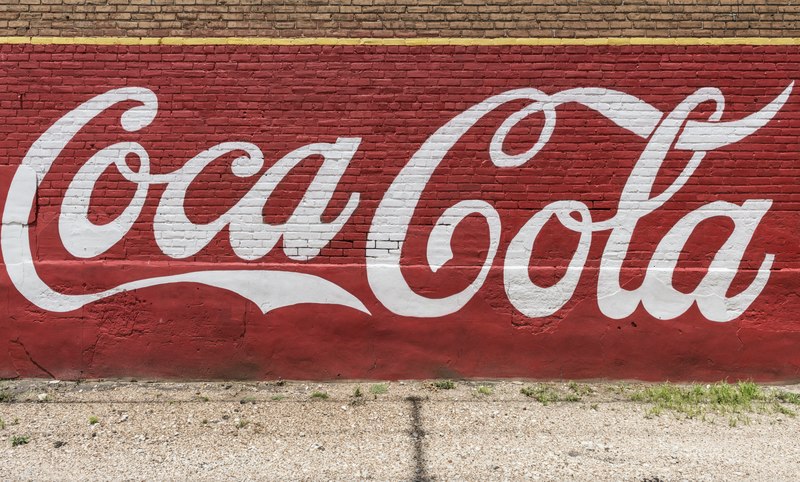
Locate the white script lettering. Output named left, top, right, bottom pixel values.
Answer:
left=2, top=83, right=792, bottom=321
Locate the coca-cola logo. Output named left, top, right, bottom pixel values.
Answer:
left=2, top=83, right=792, bottom=322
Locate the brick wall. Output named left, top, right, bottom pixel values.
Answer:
left=1, top=0, right=800, bottom=38
left=2, top=3, right=800, bottom=382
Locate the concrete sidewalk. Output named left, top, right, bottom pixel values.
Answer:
left=1, top=379, right=800, bottom=481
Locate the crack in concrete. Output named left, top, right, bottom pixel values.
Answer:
left=406, top=396, right=430, bottom=482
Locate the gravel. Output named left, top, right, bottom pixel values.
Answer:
left=1, top=379, right=799, bottom=480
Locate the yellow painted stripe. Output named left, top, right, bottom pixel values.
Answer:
left=0, top=36, right=799, bottom=46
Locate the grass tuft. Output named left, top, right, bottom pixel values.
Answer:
left=310, top=391, right=329, bottom=400
left=432, top=380, right=456, bottom=390
left=11, top=435, right=28, bottom=447
left=521, top=385, right=560, bottom=405
left=775, top=391, right=800, bottom=405
left=476, top=385, right=493, bottom=396
left=630, top=381, right=800, bottom=424
left=369, top=383, right=388, bottom=395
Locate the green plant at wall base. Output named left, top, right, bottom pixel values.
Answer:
left=630, top=381, right=800, bottom=423
left=630, top=382, right=762, bottom=415
left=775, top=391, right=800, bottom=405
left=476, top=385, right=493, bottom=396
left=520, top=385, right=559, bottom=405
left=433, top=380, right=456, bottom=390
left=353, top=387, right=363, bottom=398
left=11, top=435, right=28, bottom=447
left=369, top=383, right=388, bottom=395
left=310, top=391, right=329, bottom=400
left=88, top=416, right=99, bottom=425
left=568, top=381, right=594, bottom=397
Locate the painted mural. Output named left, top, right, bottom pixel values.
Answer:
left=2, top=42, right=799, bottom=380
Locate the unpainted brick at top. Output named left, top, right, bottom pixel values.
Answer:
left=1, top=0, right=800, bottom=38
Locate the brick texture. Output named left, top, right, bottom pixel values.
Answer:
left=0, top=0, right=799, bottom=38
left=2, top=43, right=800, bottom=381
left=2, top=2, right=800, bottom=382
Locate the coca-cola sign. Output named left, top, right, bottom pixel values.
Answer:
left=1, top=43, right=799, bottom=380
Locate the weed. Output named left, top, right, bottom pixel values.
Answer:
left=590, top=403, right=599, bottom=411
left=728, top=414, right=751, bottom=427
left=476, top=385, right=493, bottom=396
left=645, top=405, right=663, bottom=418
left=271, top=395, right=285, bottom=401
left=370, top=383, right=388, bottom=395
left=310, top=391, right=329, bottom=400
left=349, top=387, right=367, bottom=406
left=568, top=382, right=594, bottom=398
left=196, top=395, right=210, bottom=402
left=629, top=381, right=800, bottom=421
left=432, top=380, right=456, bottom=390
left=236, top=419, right=249, bottom=429
left=608, top=382, right=629, bottom=395
left=0, top=390, right=13, bottom=403
left=11, top=435, right=28, bottom=447
left=775, top=404, right=797, bottom=417
left=88, top=416, right=99, bottom=425
left=775, top=391, right=800, bottom=405
left=521, top=385, right=559, bottom=405
left=632, top=381, right=766, bottom=412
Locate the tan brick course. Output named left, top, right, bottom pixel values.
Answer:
left=0, top=0, right=798, bottom=38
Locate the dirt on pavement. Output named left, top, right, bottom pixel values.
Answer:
left=1, top=379, right=799, bottom=481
